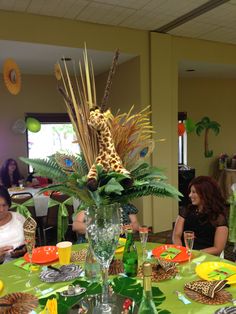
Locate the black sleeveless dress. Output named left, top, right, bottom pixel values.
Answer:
left=179, top=207, right=228, bottom=250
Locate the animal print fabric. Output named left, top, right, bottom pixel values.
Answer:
left=185, top=279, right=227, bottom=298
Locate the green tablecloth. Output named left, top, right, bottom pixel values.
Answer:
left=0, top=243, right=236, bottom=314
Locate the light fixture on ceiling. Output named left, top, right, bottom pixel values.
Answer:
left=61, top=57, right=72, bottom=61
left=155, top=0, right=230, bottom=33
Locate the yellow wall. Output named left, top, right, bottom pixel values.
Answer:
left=0, top=11, right=152, bottom=226
left=3, top=10, right=236, bottom=231
left=96, top=56, right=141, bottom=112
left=179, top=77, right=236, bottom=177
left=150, top=32, right=236, bottom=230
left=0, top=74, right=64, bottom=175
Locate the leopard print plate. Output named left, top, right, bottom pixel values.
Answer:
left=184, top=287, right=232, bottom=305
left=137, top=263, right=178, bottom=282
left=0, top=292, right=38, bottom=314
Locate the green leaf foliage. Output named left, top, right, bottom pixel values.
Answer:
left=104, top=178, right=124, bottom=195
left=21, top=153, right=181, bottom=206
left=205, top=150, right=213, bottom=158
left=39, top=278, right=170, bottom=314
left=20, top=157, right=67, bottom=181
left=131, top=163, right=167, bottom=181
left=112, top=277, right=170, bottom=313
left=38, top=279, right=102, bottom=314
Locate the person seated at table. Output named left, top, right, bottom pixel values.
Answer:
left=26, top=171, right=49, bottom=187
left=0, top=158, right=23, bottom=189
left=72, top=203, right=140, bottom=243
left=0, top=186, right=26, bottom=263
left=172, top=176, right=228, bottom=256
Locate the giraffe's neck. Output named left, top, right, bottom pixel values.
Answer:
left=97, top=125, right=115, bottom=152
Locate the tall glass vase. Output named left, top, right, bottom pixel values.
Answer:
left=86, top=203, right=121, bottom=314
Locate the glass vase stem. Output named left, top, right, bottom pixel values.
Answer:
left=101, top=265, right=110, bottom=311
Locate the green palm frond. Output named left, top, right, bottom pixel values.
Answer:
left=21, top=155, right=181, bottom=206
left=20, top=157, right=67, bottom=181
left=74, top=153, right=88, bottom=175
left=208, top=121, right=221, bottom=135
left=131, top=163, right=167, bottom=181
left=40, top=183, right=92, bottom=205
left=195, top=123, right=205, bottom=136
left=112, top=179, right=181, bottom=204
left=129, top=181, right=181, bottom=199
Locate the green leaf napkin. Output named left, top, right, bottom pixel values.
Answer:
left=207, top=267, right=236, bottom=280
left=14, top=258, right=31, bottom=271
left=160, top=247, right=181, bottom=260
left=14, top=258, right=40, bottom=272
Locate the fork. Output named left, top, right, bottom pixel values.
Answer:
left=231, top=298, right=236, bottom=305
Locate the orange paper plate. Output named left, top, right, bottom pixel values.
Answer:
left=24, top=246, right=58, bottom=264
left=152, top=244, right=190, bottom=263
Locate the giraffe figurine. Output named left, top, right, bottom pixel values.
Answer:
left=87, top=107, right=132, bottom=191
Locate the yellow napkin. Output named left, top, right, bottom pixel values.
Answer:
left=0, top=280, right=3, bottom=294
left=41, top=298, right=58, bottom=314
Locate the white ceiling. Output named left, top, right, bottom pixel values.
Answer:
left=1, top=0, right=236, bottom=45
left=1, top=0, right=236, bottom=78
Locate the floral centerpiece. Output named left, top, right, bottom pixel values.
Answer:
left=21, top=49, right=180, bottom=208
left=21, top=48, right=180, bottom=313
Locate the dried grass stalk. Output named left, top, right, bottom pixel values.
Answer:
left=56, top=47, right=98, bottom=167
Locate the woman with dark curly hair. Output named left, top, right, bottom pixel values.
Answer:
left=0, top=159, right=23, bottom=189
left=173, top=176, right=228, bottom=256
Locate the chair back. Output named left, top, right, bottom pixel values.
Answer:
left=10, top=192, right=37, bottom=220
left=11, top=192, right=33, bottom=204
left=46, top=203, right=59, bottom=227
left=50, top=192, right=74, bottom=224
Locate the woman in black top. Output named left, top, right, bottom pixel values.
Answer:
left=172, top=176, right=228, bottom=256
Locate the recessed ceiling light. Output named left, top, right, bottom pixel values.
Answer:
left=186, top=69, right=195, bottom=72
left=61, top=57, right=72, bottom=61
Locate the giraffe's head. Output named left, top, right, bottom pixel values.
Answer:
left=88, top=108, right=108, bottom=131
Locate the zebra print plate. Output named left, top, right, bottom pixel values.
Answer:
left=40, top=264, right=83, bottom=283
left=215, top=307, right=236, bottom=314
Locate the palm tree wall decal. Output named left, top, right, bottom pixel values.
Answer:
left=195, top=116, right=221, bottom=158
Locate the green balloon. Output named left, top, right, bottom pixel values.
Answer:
left=26, top=117, right=41, bottom=133
left=185, top=118, right=195, bottom=133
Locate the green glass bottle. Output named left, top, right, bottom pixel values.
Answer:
left=138, top=262, right=158, bottom=314
left=122, top=229, right=138, bottom=277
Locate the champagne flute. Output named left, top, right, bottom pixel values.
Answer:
left=139, top=225, right=148, bottom=262
left=184, top=231, right=194, bottom=263
left=25, top=236, right=35, bottom=287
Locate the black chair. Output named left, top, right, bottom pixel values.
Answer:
left=41, top=201, right=59, bottom=245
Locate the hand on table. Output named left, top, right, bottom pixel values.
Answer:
left=0, top=245, right=13, bottom=263
left=10, top=245, right=27, bottom=258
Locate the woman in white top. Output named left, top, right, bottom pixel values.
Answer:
left=0, top=186, right=26, bottom=263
